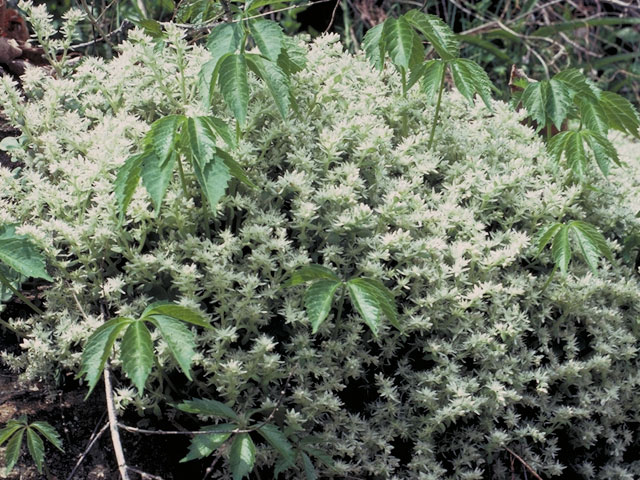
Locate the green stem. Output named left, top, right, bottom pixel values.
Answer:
left=0, top=317, right=22, bottom=336
left=0, top=271, right=44, bottom=315
left=546, top=122, right=552, bottom=142
left=541, top=264, right=557, bottom=294
left=427, top=67, right=447, bottom=150
left=335, top=285, right=346, bottom=323
left=177, top=157, right=188, bottom=197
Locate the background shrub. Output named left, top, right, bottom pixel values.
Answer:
left=1, top=28, right=640, bottom=478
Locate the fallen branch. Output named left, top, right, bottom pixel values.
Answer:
left=504, top=446, right=544, bottom=480
left=65, top=420, right=109, bottom=480
left=104, top=366, right=130, bottom=480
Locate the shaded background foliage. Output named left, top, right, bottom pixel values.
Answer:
left=24, top=0, right=640, bottom=104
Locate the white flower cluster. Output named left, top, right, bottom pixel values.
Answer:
left=1, top=27, right=640, bottom=479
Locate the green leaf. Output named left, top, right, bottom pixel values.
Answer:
left=545, top=79, right=572, bottom=130
left=0, top=225, right=52, bottom=281
left=245, top=0, right=287, bottom=11
left=257, top=424, right=295, bottom=467
left=301, top=452, right=317, bottom=480
left=146, top=115, right=185, bottom=166
left=140, top=150, right=177, bottom=212
left=148, top=315, right=195, bottom=380
left=246, top=54, right=290, bottom=118
left=403, top=9, right=459, bottom=60
left=29, top=422, right=63, bottom=452
left=180, top=425, right=233, bottom=462
left=287, top=265, right=342, bottom=286
left=522, top=79, right=572, bottom=131
left=346, top=279, right=386, bottom=337
left=576, top=97, right=608, bottom=135
left=553, top=69, right=599, bottom=102
left=185, top=116, right=217, bottom=164
left=582, top=130, right=620, bottom=176
left=216, top=148, right=257, bottom=189
left=120, top=321, right=155, bottom=394
left=277, top=36, right=307, bottom=75
left=552, top=224, right=571, bottom=274
left=303, top=280, right=341, bottom=333
left=548, top=130, right=573, bottom=162
left=565, top=130, right=587, bottom=177
left=206, top=23, right=243, bottom=63
left=230, top=433, right=256, bottom=480
left=248, top=19, right=283, bottom=62
left=449, top=58, right=493, bottom=109
left=569, top=220, right=612, bottom=273
left=535, top=223, right=563, bottom=256
left=78, top=317, right=132, bottom=397
left=4, top=428, right=24, bottom=473
left=141, top=302, right=211, bottom=328
left=0, top=424, right=23, bottom=446
left=362, top=23, right=384, bottom=71
left=420, top=59, right=446, bottom=101
left=26, top=428, right=44, bottom=473
left=177, top=398, right=240, bottom=421
left=302, top=447, right=334, bottom=468
left=192, top=154, right=232, bottom=212
left=456, top=34, right=512, bottom=62
left=0, top=136, right=20, bottom=151
left=203, top=116, right=236, bottom=150
left=381, top=17, right=417, bottom=72
left=114, top=153, right=144, bottom=221
left=599, top=91, right=640, bottom=138
left=219, top=54, right=250, bottom=127
left=349, top=278, right=400, bottom=330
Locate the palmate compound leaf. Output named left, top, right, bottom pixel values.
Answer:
left=78, top=317, right=132, bottom=397
left=537, top=221, right=612, bottom=275
left=403, top=9, right=459, bottom=60
left=147, top=314, right=196, bottom=381
left=420, top=59, right=446, bottom=101
left=0, top=225, right=52, bottom=281
left=552, top=224, right=571, bottom=275
left=4, top=428, right=24, bottom=473
left=29, top=422, right=63, bottom=453
left=346, top=278, right=399, bottom=338
left=276, top=36, right=307, bottom=76
left=381, top=16, right=418, bottom=72
left=192, top=153, right=232, bottom=213
left=449, top=58, right=493, bottom=109
left=521, top=79, right=572, bottom=132
left=120, top=320, right=155, bottom=394
left=257, top=424, right=296, bottom=468
left=26, top=428, right=44, bottom=473
left=549, top=129, right=619, bottom=177
left=245, top=54, right=290, bottom=119
left=140, top=150, right=177, bottom=212
left=303, top=279, right=342, bottom=333
left=599, top=90, right=640, bottom=138
left=362, top=23, right=384, bottom=71
left=0, top=422, right=24, bottom=446
left=301, top=452, right=317, bottom=480
left=286, top=264, right=341, bottom=286
left=206, top=22, right=243, bottom=66
left=180, top=424, right=235, bottom=463
left=114, top=153, right=144, bottom=221
left=176, top=398, right=240, bottom=421
left=141, top=301, right=211, bottom=328
left=248, top=18, right=284, bottom=62
left=569, top=220, right=613, bottom=273
left=146, top=115, right=186, bottom=165
left=230, top=433, right=256, bottom=480
left=218, top=54, right=250, bottom=128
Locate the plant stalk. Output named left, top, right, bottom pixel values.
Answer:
left=104, top=367, right=130, bottom=480
left=428, top=67, right=447, bottom=150
left=0, top=271, right=44, bottom=315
